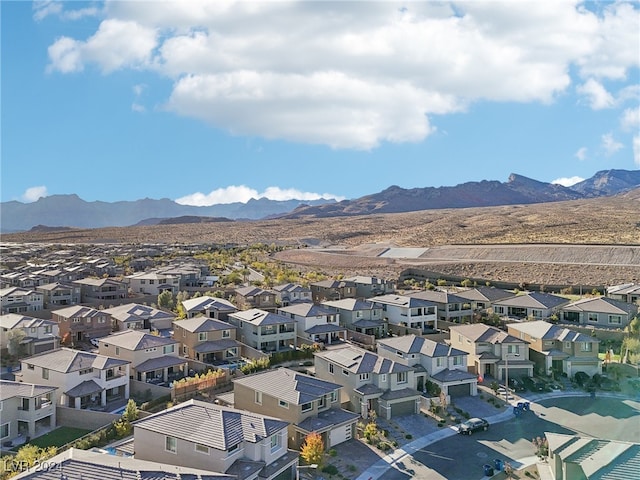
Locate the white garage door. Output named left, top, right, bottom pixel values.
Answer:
left=329, top=424, right=352, bottom=447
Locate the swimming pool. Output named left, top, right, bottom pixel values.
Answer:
left=111, top=406, right=126, bottom=415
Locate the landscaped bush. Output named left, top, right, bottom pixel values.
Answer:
left=574, top=371, right=590, bottom=387
left=405, top=434, right=412, bottom=440
left=322, top=465, right=339, bottom=475
left=328, top=448, right=337, bottom=457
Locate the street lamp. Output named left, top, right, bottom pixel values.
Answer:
left=504, top=352, right=520, bottom=402
left=296, top=464, right=318, bottom=480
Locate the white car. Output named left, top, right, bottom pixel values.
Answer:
left=90, top=338, right=100, bottom=347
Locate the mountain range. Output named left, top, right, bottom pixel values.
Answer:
left=1, top=169, right=638, bottom=232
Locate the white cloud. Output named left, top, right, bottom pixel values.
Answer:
left=21, top=186, right=48, bottom=203
left=634, top=135, right=640, bottom=166
left=131, top=103, right=145, bottom=113
left=45, top=1, right=640, bottom=149
left=577, top=79, right=615, bottom=110
left=33, top=1, right=99, bottom=21
left=574, top=147, right=588, bottom=161
left=601, top=132, right=623, bottom=156
left=175, top=186, right=345, bottom=206
left=621, top=106, right=640, bottom=131
left=552, top=176, right=584, bottom=187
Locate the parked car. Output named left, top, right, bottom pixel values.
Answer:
left=508, top=377, right=526, bottom=392
left=90, top=338, right=100, bottom=347
left=522, top=376, right=544, bottom=392
left=458, top=417, right=489, bottom=435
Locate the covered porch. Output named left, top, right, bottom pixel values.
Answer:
left=135, top=355, right=189, bottom=385
left=351, top=319, right=387, bottom=337
left=193, top=339, right=240, bottom=365
left=304, top=324, right=347, bottom=346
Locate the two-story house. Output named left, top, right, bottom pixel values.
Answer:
left=322, top=298, right=387, bottom=338
left=72, top=277, right=128, bottom=302
left=0, top=380, right=57, bottom=446
left=228, top=309, right=296, bottom=353
left=233, top=368, right=359, bottom=449
left=0, top=287, right=44, bottom=314
left=52, top=305, right=112, bottom=345
left=0, top=314, right=59, bottom=358
left=233, top=286, right=278, bottom=311
left=272, top=283, right=312, bottom=306
left=449, top=324, right=534, bottom=381
left=276, top=303, right=346, bottom=346
left=133, top=399, right=299, bottom=480
left=314, top=345, right=421, bottom=420
left=606, top=283, right=640, bottom=305
left=343, top=276, right=396, bottom=298
left=560, top=297, right=638, bottom=330
left=18, top=348, right=130, bottom=410
left=376, top=335, right=478, bottom=398
left=181, top=296, right=238, bottom=320
left=98, top=330, right=187, bottom=384
left=454, top=286, right=515, bottom=312
left=125, top=272, right=179, bottom=296
left=35, top=282, right=82, bottom=308
left=371, top=294, right=438, bottom=332
left=173, top=316, right=240, bottom=365
left=507, top=321, right=601, bottom=378
left=492, top=291, right=570, bottom=320
left=310, top=279, right=357, bottom=303
left=409, top=290, right=473, bottom=323
left=103, top=303, right=176, bottom=333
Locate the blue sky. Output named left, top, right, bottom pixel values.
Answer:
left=2, top=1, right=639, bottom=206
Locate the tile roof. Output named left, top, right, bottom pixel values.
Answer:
left=0, top=380, right=57, bottom=400
left=410, top=290, right=469, bottom=304
left=134, top=355, right=187, bottom=372
left=449, top=324, right=523, bottom=344
left=22, top=347, right=130, bottom=372
left=0, top=314, right=56, bottom=330
left=103, top=303, right=175, bottom=322
left=278, top=302, right=334, bottom=317
left=65, top=379, right=103, bottom=397
left=230, top=309, right=292, bottom=326
left=322, top=298, right=380, bottom=311
left=493, top=291, right=570, bottom=309
left=133, top=400, right=289, bottom=451
left=233, top=368, right=341, bottom=405
left=176, top=316, right=237, bottom=333
left=430, top=368, right=477, bottom=382
left=563, top=297, right=638, bottom=315
left=181, top=296, right=237, bottom=313
left=51, top=305, right=103, bottom=318
left=11, top=448, right=231, bottom=479
left=456, top=286, right=515, bottom=302
left=193, top=339, right=240, bottom=353
left=507, top=321, right=596, bottom=343
left=371, top=294, right=436, bottom=308
left=377, top=334, right=466, bottom=358
left=100, top=330, right=177, bottom=350
left=315, top=345, right=411, bottom=374
left=297, top=408, right=360, bottom=433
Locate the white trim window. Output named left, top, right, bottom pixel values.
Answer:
left=255, top=391, right=262, bottom=405
left=608, top=315, right=622, bottom=325
left=397, top=372, right=407, bottom=384
left=279, top=399, right=289, bottom=409
left=588, top=313, right=599, bottom=323
left=1, top=423, right=9, bottom=439
left=301, top=402, right=312, bottom=412
left=270, top=434, right=281, bottom=452
left=581, top=342, right=593, bottom=352
left=330, top=391, right=338, bottom=403
left=195, top=443, right=209, bottom=455
left=165, top=435, right=177, bottom=454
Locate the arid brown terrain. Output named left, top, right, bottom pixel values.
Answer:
left=3, top=189, right=639, bottom=286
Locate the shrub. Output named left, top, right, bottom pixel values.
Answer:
left=328, top=448, right=337, bottom=457
left=438, top=423, right=444, bottom=427
left=405, top=434, right=412, bottom=440
left=348, top=465, right=357, bottom=472
left=322, top=465, right=339, bottom=475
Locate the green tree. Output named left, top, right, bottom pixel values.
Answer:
left=300, top=432, right=324, bottom=467
left=461, top=279, right=472, bottom=288
left=4, top=445, right=57, bottom=478
left=157, top=290, right=174, bottom=310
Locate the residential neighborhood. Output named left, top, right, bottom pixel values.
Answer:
left=0, top=241, right=638, bottom=479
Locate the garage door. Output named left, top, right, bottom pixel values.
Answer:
left=448, top=383, right=471, bottom=398
left=329, top=424, right=352, bottom=447
left=390, top=400, right=416, bottom=417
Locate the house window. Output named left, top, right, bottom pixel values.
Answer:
left=608, top=315, right=622, bottom=325
left=397, top=372, right=407, bottom=384
left=302, top=402, right=312, bottom=412
left=342, top=369, right=349, bottom=376
left=226, top=348, right=237, bottom=358
left=270, top=434, right=281, bottom=452
left=453, top=356, right=462, bottom=366
left=356, top=311, right=362, bottom=318
left=198, top=332, right=207, bottom=342
left=494, top=306, right=504, bottom=314
left=163, top=345, right=174, bottom=354
left=195, top=443, right=209, bottom=454
left=115, top=347, right=120, bottom=355
left=396, top=350, right=403, bottom=358
left=45, top=326, right=52, bottom=334
left=222, top=330, right=230, bottom=338
left=27, top=364, right=34, bottom=370
left=507, top=345, right=519, bottom=354
left=458, top=334, right=463, bottom=343
left=255, top=391, right=262, bottom=404
left=532, top=309, right=543, bottom=318
left=31, top=327, right=36, bottom=333
left=564, top=341, right=571, bottom=349
left=42, top=368, right=49, bottom=380
left=141, top=280, right=146, bottom=284
left=318, top=396, right=326, bottom=408
left=588, top=313, right=598, bottom=323
left=330, top=391, right=338, bottom=403
left=182, top=346, right=188, bottom=355
left=165, top=436, right=177, bottom=453
left=329, top=364, right=334, bottom=374
left=380, top=374, right=387, bottom=383
left=359, top=373, right=370, bottom=381
left=227, top=443, right=239, bottom=454
left=581, top=342, right=593, bottom=352
left=149, top=280, right=155, bottom=285
left=279, top=399, right=289, bottom=409
left=436, top=358, right=444, bottom=367
left=1, top=423, right=9, bottom=439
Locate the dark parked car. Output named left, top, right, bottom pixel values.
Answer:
left=458, top=417, right=489, bottom=435
left=508, top=377, right=526, bottom=392
left=522, top=376, right=544, bottom=392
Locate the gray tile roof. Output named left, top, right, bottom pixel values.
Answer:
left=103, top=303, right=176, bottom=322
left=65, top=379, right=103, bottom=397
left=380, top=387, right=421, bottom=401
left=133, top=399, right=289, bottom=451
left=305, top=323, right=345, bottom=334
left=0, top=380, right=57, bottom=401
left=507, top=321, right=596, bottom=343
left=410, top=290, right=468, bottom=304
left=563, top=297, right=638, bottom=315
left=193, top=339, right=240, bottom=353
left=0, top=314, right=56, bottom=330
left=182, top=296, right=237, bottom=313
left=316, top=345, right=411, bottom=374
left=494, top=291, right=570, bottom=309
left=230, top=309, right=292, bottom=326
left=297, top=408, right=360, bottom=433
left=378, top=334, right=466, bottom=358
left=322, top=298, right=380, bottom=312
left=278, top=302, right=334, bottom=317
left=351, top=319, right=386, bottom=328
left=430, top=368, right=477, bottom=383
left=233, top=368, right=341, bottom=405
left=456, top=286, right=515, bottom=302
left=134, top=355, right=187, bottom=372
left=449, top=324, right=523, bottom=344
left=176, top=316, right=237, bottom=333
left=12, top=448, right=232, bottom=479
left=101, top=330, right=177, bottom=350
left=51, top=305, right=103, bottom=318
left=371, top=294, right=436, bottom=309
left=22, top=347, right=130, bottom=373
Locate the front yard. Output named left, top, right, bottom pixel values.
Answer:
left=26, top=427, right=92, bottom=449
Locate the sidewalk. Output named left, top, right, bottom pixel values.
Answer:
left=354, top=389, right=634, bottom=480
